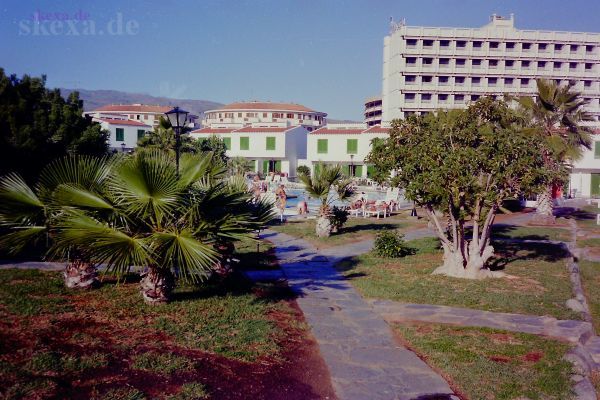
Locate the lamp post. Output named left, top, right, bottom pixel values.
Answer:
left=350, top=154, right=355, bottom=177
left=164, top=106, right=190, bottom=177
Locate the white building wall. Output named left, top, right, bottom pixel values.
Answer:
left=570, top=136, right=600, bottom=198
left=96, top=120, right=151, bottom=150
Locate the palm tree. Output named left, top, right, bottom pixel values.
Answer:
left=137, top=117, right=196, bottom=154
left=228, top=156, right=255, bottom=176
left=0, top=156, right=113, bottom=289
left=49, top=150, right=273, bottom=304
left=517, top=79, right=593, bottom=218
left=299, top=163, right=354, bottom=237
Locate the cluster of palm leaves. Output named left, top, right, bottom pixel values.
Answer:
left=0, top=150, right=274, bottom=304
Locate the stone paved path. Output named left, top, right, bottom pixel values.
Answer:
left=261, top=229, right=457, bottom=400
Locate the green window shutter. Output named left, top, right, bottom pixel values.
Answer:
left=347, top=139, right=358, bottom=154
left=367, top=165, right=375, bottom=178
left=355, top=165, right=363, bottom=177
left=317, top=139, right=328, bottom=154
left=263, top=160, right=269, bottom=173
left=595, top=142, right=600, bottom=159
left=240, top=136, right=249, bottom=150
left=223, top=137, right=231, bottom=150
left=592, top=174, right=600, bottom=198
left=266, top=137, right=276, bottom=150
left=116, top=128, right=124, bottom=141
left=275, top=160, right=282, bottom=172
left=137, top=129, right=145, bottom=140
left=314, top=163, right=321, bottom=176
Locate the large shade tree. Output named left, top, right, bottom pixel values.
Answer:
left=516, top=79, right=593, bottom=218
left=368, top=98, right=549, bottom=279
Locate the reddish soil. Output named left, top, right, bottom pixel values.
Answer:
left=0, top=285, right=336, bottom=400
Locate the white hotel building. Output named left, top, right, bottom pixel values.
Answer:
left=381, top=14, right=600, bottom=197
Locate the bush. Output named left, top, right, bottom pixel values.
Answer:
left=296, top=165, right=310, bottom=177
left=373, top=230, right=415, bottom=258
left=329, top=206, right=348, bottom=233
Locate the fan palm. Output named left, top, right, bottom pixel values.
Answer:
left=0, top=156, right=114, bottom=288
left=50, top=149, right=274, bottom=304
left=299, top=163, right=354, bottom=237
left=516, top=79, right=593, bottom=218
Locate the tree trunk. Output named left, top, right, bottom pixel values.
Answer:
left=63, top=260, right=97, bottom=289
left=432, top=242, right=502, bottom=279
left=533, top=185, right=556, bottom=224
left=315, top=205, right=332, bottom=238
left=139, top=267, right=174, bottom=305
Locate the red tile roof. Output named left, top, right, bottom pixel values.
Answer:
left=191, top=127, right=236, bottom=134
left=310, top=127, right=364, bottom=135
left=235, top=126, right=296, bottom=133
left=96, top=118, right=151, bottom=127
left=94, top=104, right=171, bottom=113
left=363, top=125, right=389, bottom=134
left=217, top=101, right=318, bottom=113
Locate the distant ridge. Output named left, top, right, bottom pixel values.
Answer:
left=59, top=88, right=224, bottom=117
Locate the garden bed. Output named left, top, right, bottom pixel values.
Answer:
left=0, top=269, right=335, bottom=400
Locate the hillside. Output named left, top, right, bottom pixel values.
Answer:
left=59, top=88, right=224, bottom=117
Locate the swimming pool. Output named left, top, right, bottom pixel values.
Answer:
left=282, top=188, right=396, bottom=212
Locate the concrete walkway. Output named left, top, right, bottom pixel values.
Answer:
left=261, top=229, right=457, bottom=400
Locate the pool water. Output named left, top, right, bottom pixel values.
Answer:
left=282, top=188, right=389, bottom=211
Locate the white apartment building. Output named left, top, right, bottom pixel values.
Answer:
left=202, top=101, right=327, bottom=131
left=86, top=104, right=199, bottom=129
left=364, top=96, right=383, bottom=127
left=93, top=117, right=152, bottom=152
left=189, top=125, right=307, bottom=177
left=305, top=124, right=389, bottom=178
left=569, top=132, right=600, bottom=198
left=381, top=14, right=600, bottom=122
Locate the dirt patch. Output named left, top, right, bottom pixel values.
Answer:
left=522, top=351, right=544, bottom=362
left=489, top=355, right=512, bottom=363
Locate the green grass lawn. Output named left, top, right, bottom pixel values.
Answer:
left=0, top=268, right=302, bottom=399
left=270, top=209, right=427, bottom=249
left=395, top=323, right=574, bottom=400
left=573, top=205, right=600, bottom=233
left=578, top=238, right=600, bottom=249
left=492, top=225, right=572, bottom=242
left=336, top=238, right=580, bottom=320
left=579, top=260, right=600, bottom=332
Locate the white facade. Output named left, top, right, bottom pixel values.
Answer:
left=569, top=134, right=600, bottom=198
left=86, top=104, right=198, bottom=129
left=202, top=101, right=327, bottom=131
left=94, top=117, right=152, bottom=151
left=382, top=14, right=600, bottom=122
left=190, top=126, right=307, bottom=177
left=306, top=124, right=389, bottom=178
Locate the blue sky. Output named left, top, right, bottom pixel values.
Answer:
left=1, top=0, right=599, bottom=119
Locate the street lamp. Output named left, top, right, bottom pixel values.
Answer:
left=164, top=106, right=190, bottom=177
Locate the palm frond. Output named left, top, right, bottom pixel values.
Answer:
left=0, top=226, right=47, bottom=254
left=0, top=173, right=45, bottom=226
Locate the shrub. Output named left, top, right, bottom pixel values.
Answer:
left=296, top=165, right=310, bottom=177
left=373, top=230, right=415, bottom=258
left=329, top=206, right=348, bottom=233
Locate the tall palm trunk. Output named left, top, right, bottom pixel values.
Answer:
left=140, top=267, right=174, bottom=305
left=63, top=259, right=98, bottom=289
left=315, top=204, right=332, bottom=238
left=534, top=185, right=555, bottom=223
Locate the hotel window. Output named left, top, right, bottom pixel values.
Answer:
left=554, top=44, right=563, bottom=52
left=472, top=77, right=481, bottom=86
left=240, top=136, right=249, bottom=150
left=506, top=42, right=515, bottom=51
left=423, top=58, right=433, bottom=66
left=490, top=41, right=499, bottom=50
left=422, top=75, right=433, bottom=83
left=115, top=128, right=124, bottom=142
left=473, top=41, right=482, bottom=49
left=586, top=45, right=595, bottom=53
left=137, top=129, right=145, bottom=140
left=406, top=38, right=418, bottom=47
left=554, top=62, right=562, bottom=70
left=570, top=44, right=579, bottom=53
left=223, top=137, right=231, bottom=150
left=585, top=63, right=594, bottom=71
left=505, top=78, right=514, bottom=86
left=317, top=139, right=328, bottom=154
left=489, top=60, right=498, bottom=69
left=346, top=139, right=358, bottom=154
left=263, top=113, right=268, bottom=118
left=440, top=40, right=450, bottom=48
left=472, top=59, right=482, bottom=68
left=144, top=115, right=148, bottom=120
left=405, top=75, right=416, bottom=84
left=439, top=58, right=450, bottom=66
left=584, top=80, right=592, bottom=88
left=521, top=78, right=530, bottom=87
left=505, top=60, right=515, bottom=69
left=405, top=93, right=416, bottom=102
left=439, top=94, right=448, bottom=102
left=406, top=57, right=417, bottom=65
left=439, top=76, right=449, bottom=85
left=136, top=115, right=140, bottom=120
left=273, top=113, right=282, bottom=118
left=456, top=40, right=466, bottom=48
left=455, top=76, right=465, bottom=85
left=266, top=136, right=276, bottom=151
left=237, top=113, right=242, bottom=117
left=454, top=94, right=465, bottom=102
left=421, top=93, right=432, bottom=102
left=488, top=77, right=497, bottom=86
left=423, top=39, right=434, bottom=47
left=471, top=94, right=480, bottom=101
left=456, top=59, right=466, bottom=67
left=522, top=42, right=532, bottom=51
left=569, top=62, right=578, bottom=70
left=538, top=61, right=547, bottom=69
left=538, top=43, right=548, bottom=52
left=286, top=113, right=294, bottom=118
